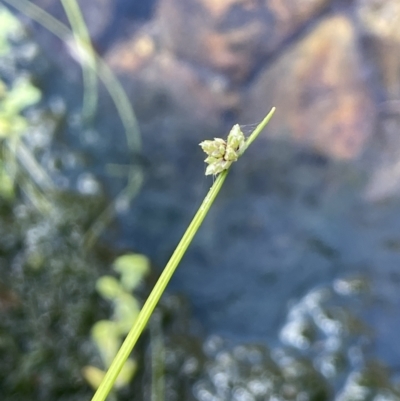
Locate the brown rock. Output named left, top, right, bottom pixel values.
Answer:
left=356, top=0, right=400, bottom=100
left=106, top=41, right=239, bottom=126
left=240, top=15, right=375, bottom=160
left=156, top=0, right=331, bottom=83
left=106, top=32, right=156, bottom=72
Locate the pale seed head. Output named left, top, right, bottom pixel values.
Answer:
left=224, top=146, right=238, bottom=162
left=200, top=139, right=226, bottom=158
left=200, top=124, right=246, bottom=176
left=227, top=124, right=245, bottom=151
left=205, top=159, right=232, bottom=176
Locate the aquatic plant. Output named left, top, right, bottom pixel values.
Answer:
left=91, top=108, right=276, bottom=401
left=83, top=254, right=150, bottom=395
left=199, top=124, right=246, bottom=176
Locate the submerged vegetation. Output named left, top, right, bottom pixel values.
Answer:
left=83, top=254, right=150, bottom=393
left=91, top=110, right=276, bottom=401
left=0, top=3, right=146, bottom=399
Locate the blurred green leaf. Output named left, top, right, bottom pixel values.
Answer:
left=0, top=160, right=14, bottom=198
left=3, top=78, right=42, bottom=115
left=82, top=366, right=106, bottom=390
left=95, top=276, right=123, bottom=300
left=0, top=78, right=41, bottom=139
left=113, top=293, right=140, bottom=334
left=0, top=7, right=20, bottom=55
left=113, top=253, right=150, bottom=291
left=91, top=320, right=120, bottom=368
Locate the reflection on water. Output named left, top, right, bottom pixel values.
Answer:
left=158, top=278, right=400, bottom=401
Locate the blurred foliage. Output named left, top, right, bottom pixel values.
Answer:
left=0, top=77, right=41, bottom=138
left=0, top=5, right=143, bottom=399
left=0, top=5, right=42, bottom=199
left=0, top=6, right=20, bottom=54
left=83, top=254, right=150, bottom=391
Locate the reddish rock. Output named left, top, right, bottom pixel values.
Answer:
left=156, top=0, right=332, bottom=83
left=356, top=0, right=400, bottom=100
left=240, top=15, right=375, bottom=160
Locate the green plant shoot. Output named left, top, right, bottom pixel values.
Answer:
left=91, top=107, right=276, bottom=401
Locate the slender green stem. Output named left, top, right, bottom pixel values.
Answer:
left=4, top=0, right=69, bottom=38
left=241, top=107, right=276, bottom=153
left=91, top=170, right=228, bottom=401
left=91, top=107, right=275, bottom=401
left=4, top=0, right=141, bottom=151
left=61, top=0, right=98, bottom=122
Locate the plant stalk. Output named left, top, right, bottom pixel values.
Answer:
left=91, top=107, right=275, bottom=401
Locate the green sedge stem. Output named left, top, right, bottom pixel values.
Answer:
left=91, top=171, right=228, bottom=401
left=91, top=107, right=275, bottom=401
left=241, top=107, right=276, bottom=154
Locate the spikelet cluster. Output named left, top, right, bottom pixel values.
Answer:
left=199, top=124, right=245, bottom=176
